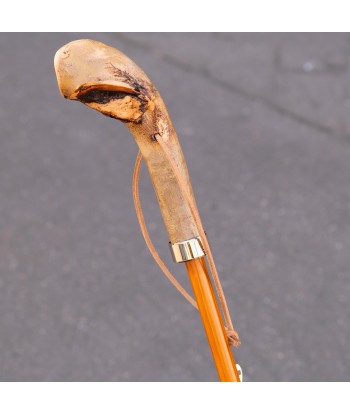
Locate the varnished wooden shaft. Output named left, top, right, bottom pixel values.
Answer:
left=185, top=258, right=240, bottom=382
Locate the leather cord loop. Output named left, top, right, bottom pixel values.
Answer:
left=132, top=150, right=240, bottom=347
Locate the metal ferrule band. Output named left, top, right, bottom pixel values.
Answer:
left=169, top=236, right=205, bottom=263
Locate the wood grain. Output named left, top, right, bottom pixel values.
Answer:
left=54, top=39, right=200, bottom=243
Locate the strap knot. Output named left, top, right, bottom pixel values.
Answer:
left=226, top=329, right=241, bottom=348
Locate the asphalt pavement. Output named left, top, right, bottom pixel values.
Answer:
left=0, top=33, right=349, bottom=381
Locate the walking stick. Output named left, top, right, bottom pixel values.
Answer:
left=54, top=39, right=242, bottom=382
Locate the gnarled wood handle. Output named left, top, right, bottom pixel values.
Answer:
left=54, top=39, right=200, bottom=243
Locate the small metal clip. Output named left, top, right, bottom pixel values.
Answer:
left=169, top=236, right=205, bottom=263
left=236, top=364, right=243, bottom=382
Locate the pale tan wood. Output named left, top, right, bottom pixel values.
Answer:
left=54, top=39, right=200, bottom=243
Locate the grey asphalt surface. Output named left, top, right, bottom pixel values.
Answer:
left=1, top=33, right=349, bottom=381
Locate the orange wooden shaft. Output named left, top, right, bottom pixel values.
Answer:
left=185, top=257, right=240, bottom=382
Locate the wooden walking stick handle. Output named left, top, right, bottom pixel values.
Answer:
left=55, top=39, right=199, bottom=244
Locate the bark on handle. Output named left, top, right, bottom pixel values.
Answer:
left=54, top=39, right=200, bottom=243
